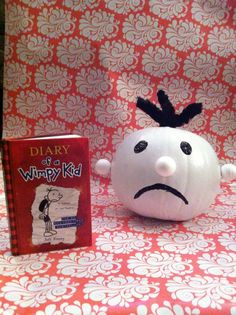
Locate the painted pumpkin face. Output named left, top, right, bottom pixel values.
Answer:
left=111, top=127, right=221, bottom=221
left=95, top=90, right=236, bottom=221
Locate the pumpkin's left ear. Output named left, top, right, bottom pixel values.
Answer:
left=221, top=164, right=236, bottom=181
left=95, top=159, right=111, bottom=177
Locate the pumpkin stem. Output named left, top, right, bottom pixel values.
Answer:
left=136, top=90, right=202, bottom=128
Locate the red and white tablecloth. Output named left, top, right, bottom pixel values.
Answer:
left=0, top=160, right=236, bottom=315
left=1, top=0, right=236, bottom=314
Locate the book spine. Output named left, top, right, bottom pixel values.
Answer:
left=2, top=141, right=19, bottom=255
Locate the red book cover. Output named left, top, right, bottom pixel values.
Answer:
left=1, top=134, right=91, bottom=255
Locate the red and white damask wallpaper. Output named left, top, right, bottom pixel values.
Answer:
left=2, top=0, right=236, bottom=167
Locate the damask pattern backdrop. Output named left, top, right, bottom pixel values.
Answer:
left=2, top=0, right=236, bottom=167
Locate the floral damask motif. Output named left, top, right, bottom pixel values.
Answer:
left=16, top=90, right=52, bottom=119
left=135, top=110, right=157, bottom=129
left=92, top=216, right=123, bottom=233
left=233, top=8, right=236, bottom=26
left=127, top=252, right=193, bottom=278
left=223, top=136, right=236, bottom=159
left=208, top=27, right=236, bottom=58
left=0, top=217, right=7, bottom=230
left=83, top=275, right=159, bottom=307
left=104, top=0, right=145, bottom=14
left=4, top=62, right=31, bottom=91
left=0, top=276, right=78, bottom=307
left=55, top=94, right=91, bottom=123
left=0, top=200, right=7, bottom=215
left=223, top=58, right=236, bottom=86
left=233, top=94, right=236, bottom=110
left=191, top=0, right=230, bottom=26
left=95, top=98, right=132, bottom=127
left=201, top=133, right=222, bottom=155
left=117, top=72, right=154, bottom=102
left=79, top=10, right=119, bottom=41
left=0, top=301, right=16, bottom=315
left=90, top=178, right=106, bottom=196
left=166, top=20, right=204, bottom=52
left=91, top=193, right=119, bottom=207
left=196, top=82, right=231, bottom=109
left=99, top=40, right=138, bottom=72
left=16, top=35, right=54, bottom=65
left=76, top=68, right=113, bottom=99
left=57, top=37, right=96, bottom=68
left=123, top=14, right=162, bottom=45
left=128, top=216, right=177, bottom=234
left=103, top=204, right=133, bottom=218
left=37, top=8, right=75, bottom=38
left=166, top=275, right=236, bottom=309
left=21, top=0, right=56, bottom=8
left=131, top=301, right=200, bottom=315
left=149, top=0, right=188, bottom=20
left=197, top=252, right=236, bottom=277
left=75, top=123, right=108, bottom=150
left=0, top=231, right=10, bottom=251
left=96, top=231, right=152, bottom=254
left=156, top=232, right=216, bottom=254
left=158, top=77, right=194, bottom=105
left=183, top=217, right=235, bottom=234
left=63, top=0, right=98, bottom=11
left=3, top=115, right=32, bottom=138
left=35, top=65, right=72, bottom=95
left=142, top=46, right=181, bottom=77
left=3, top=91, right=13, bottom=113
left=57, top=251, right=121, bottom=278
left=210, top=110, right=236, bottom=136
left=112, top=126, right=137, bottom=149
left=181, top=110, right=207, bottom=133
left=183, top=52, right=221, bottom=82
left=36, top=302, right=107, bottom=315
left=34, top=118, right=67, bottom=135
left=4, top=36, right=14, bottom=61
left=0, top=253, right=53, bottom=277
left=5, top=4, right=34, bottom=35
left=208, top=205, right=236, bottom=219
left=218, top=233, right=236, bottom=252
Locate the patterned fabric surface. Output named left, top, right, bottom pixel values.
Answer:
left=2, top=0, right=236, bottom=314
left=0, top=163, right=236, bottom=314
left=2, top=0, right=236, bottom=166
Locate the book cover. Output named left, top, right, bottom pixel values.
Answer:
left=1, top=134, right=91, bottom=255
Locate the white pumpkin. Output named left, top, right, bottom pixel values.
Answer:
left=95, top=90, right=236, bottom=221
left=111, top=127, right=220, bottom=221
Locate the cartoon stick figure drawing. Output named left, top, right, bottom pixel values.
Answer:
left=39, top=188, right=63, bottom=237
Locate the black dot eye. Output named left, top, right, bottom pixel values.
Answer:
left=134, top=140, right=148, bottom=153
left=180, top=141, right=192, bottom=155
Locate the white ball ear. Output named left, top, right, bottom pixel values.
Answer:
left=221, top=164, right=236, bottom=181
left=95, top=159, right=111, bottom=176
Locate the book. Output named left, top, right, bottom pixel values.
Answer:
left=1, top=134, right=91, bottom=255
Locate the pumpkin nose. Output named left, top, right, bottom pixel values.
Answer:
left=155, top=156, right=176, bottom=177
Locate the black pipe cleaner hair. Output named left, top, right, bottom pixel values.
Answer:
left=137, top=90, right=202, bottom=128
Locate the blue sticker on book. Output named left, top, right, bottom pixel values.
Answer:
left=54, top=216, right=84, bottom=229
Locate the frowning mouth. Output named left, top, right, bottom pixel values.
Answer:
left=134, top=183, right=188, bottom=205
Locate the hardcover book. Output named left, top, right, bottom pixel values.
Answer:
left=1, top=134, right=91, bottom=255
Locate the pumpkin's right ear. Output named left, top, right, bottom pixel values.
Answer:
left=221, top=164, right=236, bottom=181
left=95, top=159, right=111, bottom=176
